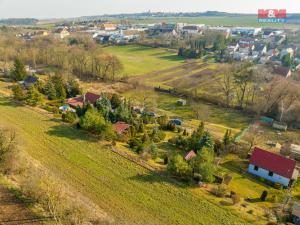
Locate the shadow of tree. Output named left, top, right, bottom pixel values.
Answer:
left=158, top=55, right=184, bottom=62
left=46, top=124, right=99, bottom=142
left=0, top=98, right=23, bottom=108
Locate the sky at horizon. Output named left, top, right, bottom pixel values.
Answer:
left=0, top=0, right=299, bottom=19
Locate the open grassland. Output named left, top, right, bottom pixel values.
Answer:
left=102, top=45, right=185, bottom=76
left=0, top=97, right=251, bottom=225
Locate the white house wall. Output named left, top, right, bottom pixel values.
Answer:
left=248, top=164, right=290, bottom=187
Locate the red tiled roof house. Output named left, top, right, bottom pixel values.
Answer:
left=184, top=150, right=197, bottom=161
left=67, top=92, right=101, bottom=108
left=248, top=147, right=298, bottom=187
left=113, top=122, right=130, bottom=135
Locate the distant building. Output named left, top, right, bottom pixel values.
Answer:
left=232, top=27, right=262, bottom=36
left=54, top=27, right=70, bottom=39
left=100, top=23, right=117, bottom=31
left=182, top=25, right=203, bottom=35
left=253, top=43, right=267, bottom=56
left=248, top=147, right=298, bottom=187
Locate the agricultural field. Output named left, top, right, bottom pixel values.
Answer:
left=102, top=45, right=185, bottom=76
left=102, top=16, right=300, bottom=28
left=0, top=97, right=254, bottom=225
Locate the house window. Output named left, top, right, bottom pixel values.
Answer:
left=268, top=171, right=274, bottom=177
left=254, top=166, right=259, bottom=171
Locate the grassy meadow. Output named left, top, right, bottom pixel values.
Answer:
left=0, top=97, right=253, bottom=225
left=102, top=45, right=185, bottom=76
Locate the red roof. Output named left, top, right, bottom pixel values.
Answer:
left=84, top=92, right=101, bottom=104
left=184, top=150, right=197, bottom=161
left=113, top=122, right=130, bottom=135
left=250, top=147, right=297, bottom=179
left=67, top=96, right=84, bottom=108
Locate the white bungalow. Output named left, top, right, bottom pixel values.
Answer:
left=248, top=147, right=298, bottom=187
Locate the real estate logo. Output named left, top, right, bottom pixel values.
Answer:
left=258, top=9, right=287, bottom=23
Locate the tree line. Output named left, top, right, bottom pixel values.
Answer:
left=0, top=33, right=124, bottom=81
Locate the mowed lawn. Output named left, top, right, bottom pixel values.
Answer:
left=102, top=45, right=185, bottom=76
left=0, top=97, right=250, bottom=225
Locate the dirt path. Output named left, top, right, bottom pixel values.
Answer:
left=0, top=186, right=47, bottom=225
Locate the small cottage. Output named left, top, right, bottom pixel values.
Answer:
left=259, top=116, right=274, bottom=126
left=273, top=121, right=288, bottom=131
left=177, top=99, right=186, bottom=106
left=184, top=150, right=197, bottom=161
left=113, top=122, right=130, bottom=135
left=248, top=147, right=298, bottom=187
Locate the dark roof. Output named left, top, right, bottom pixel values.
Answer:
left=24, top=76, right=38, bottom=84
left=273, top=66, right=290, bottom=77
left=84, top=92, right=101, bottom=104
left=263, top=30, right=274, bottom=36
left=182, top=26, right=198, bottom=30
left=250, top=147, right=297, bottom=179
left=254, top=43, right=266, bottom=51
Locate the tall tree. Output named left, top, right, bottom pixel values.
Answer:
left=10, top=58, right=27, bottom=81
left=233, top=63, right=253, bottom=109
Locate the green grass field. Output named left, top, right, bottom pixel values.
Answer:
left=102, top=45, right=185, bottom=76
left=0, top=97, right=252, bottom=225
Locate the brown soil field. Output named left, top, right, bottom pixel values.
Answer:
left=0, top=186, right=46, bottom=225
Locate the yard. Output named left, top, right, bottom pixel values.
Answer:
left=0, top=97, right=252, bottom=225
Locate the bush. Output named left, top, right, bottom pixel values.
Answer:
left=43, top=105, right=59, bottom=114
left=212, top=184, right=227, bottom=197
left=62, top=111, right=77, bottom=123
left=79, top=108, right=115, bottom=139
left=167, top=154, right=193, bottom=179
left=270, top=195, right=278, bottom=203
left=274, top=182, right=283, bottom=190
left=231, top=193, right=241, bottom=205
left=128, top=138, right=143, bottom=153
left=12, top=84, right=25, bottom=101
